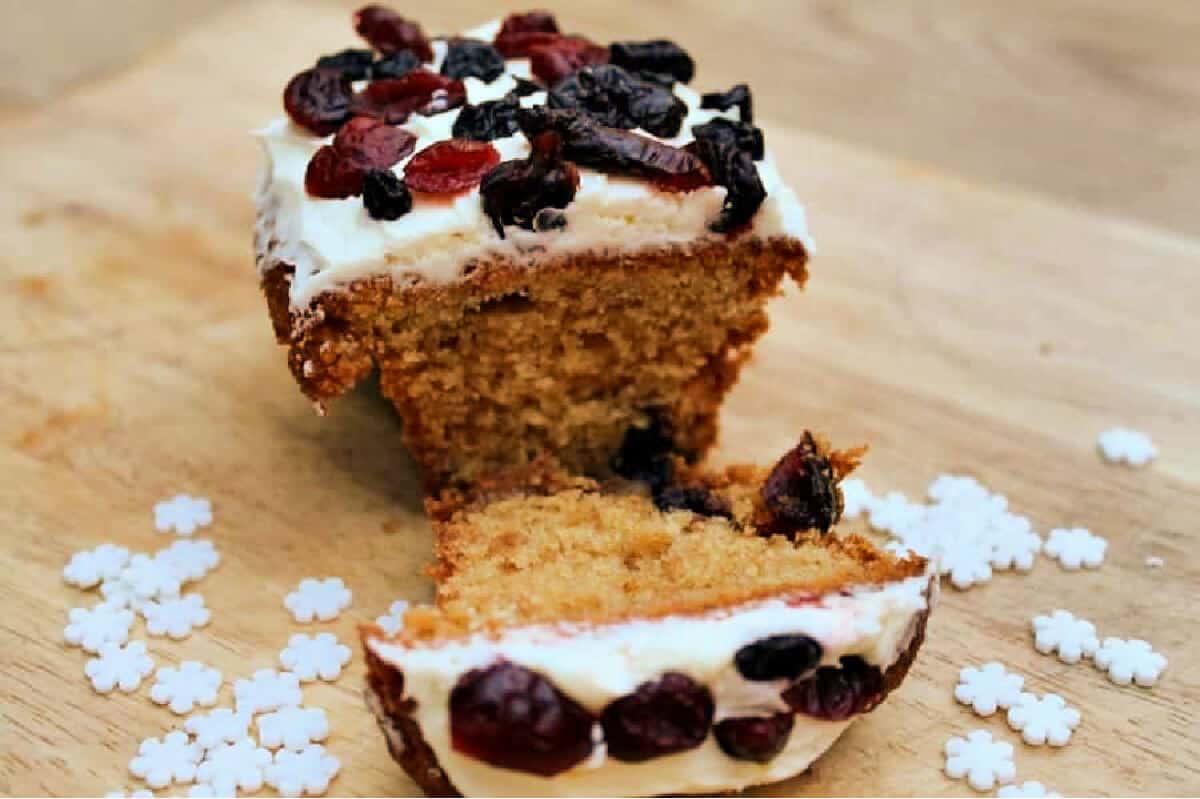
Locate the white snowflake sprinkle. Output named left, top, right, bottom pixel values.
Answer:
left=839, top=478, right=876, bottom=520
left=104, top=789, right=154, bottom=798
left=998, top=781, right=1062, bottom=798
left=1094, top=637, right=1167, bottom=687
left=65, top=603, right=134, bottom=653
left=1006, top=692, right=1080, bottom=747
left=151, top=661, right=223, bottom=714
left=99, top=575, right=144, bottom=610
left=1044, top=528, right=1107, bottom=570
left=155, top=539, right=220, bottom=583
left=374, top=600, right=409, bottom=637
left=119, top=553, right=183, bottom=601
left=284, top=578, right=352, bottom=623
left=265, top=744, right=341, bottom=797
left=129, top=730, right=202, bottom=789
left=141, top=593, right=211, bottom=639
left=1097, top=427, right=1156, bottom=467
left=1145, top=555, right=1164, bottom=568
left=185, top=708, right=252, bottom=751
left=235, top=669, right=302, bottom=716
left=257, top=706, right=330, bottom=751
left=944, top=730, right=1015, bottom=791
left=279, top=633, right=352, bottom=682
left=954, top=662, right=1024, bottom=717
left=187, top=783, right=234, bottom=798
left=64, top=543, right=130, bottom=589
left=85, top=640, right=155, bottom=693
left=196, top=738, right=272, bottom=796
left=155, top=494, right=214, bottom=535
left=1032, top=610, right=1100, bottom=664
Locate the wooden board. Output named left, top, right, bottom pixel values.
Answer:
left=1, top=1, right=1197, bottom=795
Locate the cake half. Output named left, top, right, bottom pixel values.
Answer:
left=363, top=434, right=934, bottom=796
left=256, top=8, right=813, bottom=489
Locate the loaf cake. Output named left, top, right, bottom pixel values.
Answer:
left=256, top=7, right=813, bottom=489
left=363, top=432, right=934, bottom=796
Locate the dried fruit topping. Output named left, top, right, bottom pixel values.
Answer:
left=601, top=673, right=714, bottom=762
left=449, top=661, right=595, bottom=776
left=549, top=64, right=687, bottom=138
left=493, top=11, right=560, bottom=57
left=353, top=5, right=433, bottom=61
left=530, top=35, right=609, bottom=85
left=691, top=117, right=766, bottom=232
left=283, top=68, right=354, bottom=136
left=609, top=39, right=695, bottom=84
left=480, top=131, right=579, bottom=237
left=517, top=107, right=709, bottom=185
left=610, top=411, right=677, bottom=491
left=441, top=38, right=506, bottom=83
left=304, top=116, right=416, bottom=198
left=693, top=117, right=764, bottom=161
left=783, top=656, right=886, bottom=721
left=533, top=207, right=567, bottom=231
left=511, top=76, right=544, bottom=97
left=362, top=169, right=413, bottom=220
left=654, top=483, right=733, bottom=521
left=452, top=96, right=520, bottom=142
left=755, top=432, right=841, bottom=538
left=315, top=48, right=375, bottom=80
left=713, top=713, right=794, bottom=762
left=734, top=635, right=823, bottom=682
left=404, top=139, right=501, bottom=194
left=351, top=69, right=466, bottom=124
left=372, top=50, right=421, bottom=80
left=701, top=83, right=753, bottom=123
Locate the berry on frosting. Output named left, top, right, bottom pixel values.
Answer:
left=734, top=634, right=822, bottom=682
left=601, top=672, right=714, bottom=762
left=441, top=38, right=506, bottom=83
left=492, top=11, right=560, bottom=58
left=712, top=713, right=794, bottom=763
left=352, top=5, right=433, bottom=61
left=783, top=655, right=885, bottom=721
left=609, top=40, right=695, bottom=84
left=404, top=139, right=501, bottom=195
left=480, top=131, right=579, bottom=236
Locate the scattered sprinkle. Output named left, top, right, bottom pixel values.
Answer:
left=1097, top=427, right=1156, bottom=467
left=155, top=539, right=221, bottom=583
left=374, top=599, right=410, bottom=636
left=284, top=578, right=352, bottom=623
left=954, top=662, right=1024, bottom=717
left=65, top=603, right=135, bottom=653
left=279, top=633, right=352, bottom=682
left=155, top=494, right=214, bottom=535
left=234, top=669, right=303, bottom=716
left=1006, top=692, right=1080, bottom=747
left=998, top=781, right=1062, bottom=798
left=1044, top=527, right=1107, bottom=570
left=86, top=640, right=155, bottom=693
left=141, top=593, right=212, bottom=639
left=64, top=544, right=131, bottom=589
left=1032, top=610, right=1100, bottom=664
left=129, top=730, right=202, bottom=790
left=196, top=738, right=272, bottom=796
left=944, top=729, right=1016, bottom=792
left=151, top=661, right=223, bottom=715
left=265, top=744, right=341, bottom=797
left=839, top=477, right=875, bottom=519
left=1094, top=638, right=1167, bottom=687
left=105, top=790, right=154, bottom=798
left=185, top=708, right=252, bottom=751
left=119, top=553, right=184, bottom=601
left=257, top=706, right=330, bottom=751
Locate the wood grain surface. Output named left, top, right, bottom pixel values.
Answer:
left=1, top=1, right=1197, bottom=796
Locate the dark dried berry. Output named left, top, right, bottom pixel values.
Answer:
left=511, top=76, right=543, bottom=97
left=480, top=131, right=579, bottom=237
left=734, top=635, right=823, bottom=682
left=549, top=64, right=687, bottom=138
left=441, top=38, right=506, bottom=83
left=533, top=207, right=567, bottom=231
left=493, top=11, right=560, bottom=57
left=701, top=83, right=753, bottom=123
left=693, top=117, right=764, bottom=161
left=452, top=96, right=520, bottom=141
left=449, top=661, right=595, bottom=776
left=783, top=656, right=885, bottom=721
left=353, top=4, right=434, bottom=61
left=315, top=48, right=375, bottom=80
left=610, top=410, right=677, bottom=491
left=283, top=68, right=354, bottom=136
left=304, top=116, right=416, bottom=198
left=634, top=69, right=678, bottom=87
left=755, top=431, right=840, bottom=538
left=713, top=713, right=794, bottom=762
left=654, top=483, right=733, bottom=520
left=362, top=169, right=413, bottom=220
left=404, top=138, right=501, bottom=194
left=691, top=118, right=766, bottom=233
left=601, top=673, right=714, bottom=762
left=372, top=49, right=421, bottom=79
left=609, top=39, right=695, bottom=84
left=517, top=106, right=708, bottom=184
left=351, top=69, right=466, bottom=123
left=530, top=35, right=609, bottom=85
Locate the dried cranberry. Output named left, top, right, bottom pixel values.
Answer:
left=449, top=661, right=594, bottom=776
left=305, top=146, right=363, bottom=198
left=493, top=11, right=560, bottom=57
left=601, top=673, right=714, bottom=762
left=734, top=635, right=823, bottom=682
left=755, top=432, right=840, bottom=538
left=530, top=35, right=609, bottom=85
left=549, top=64, right=687, bottom=138
left=372, top=50, right=421, bottom=79
left=404, top=139, right=501, bottom=194
left=691, top=118, right=766, bottom=233
left=351, top=69, right=466, bottom=123
left=654, top=483, right=733, bottom=520
left=353, top=5, right=433, bottom=61
left=441, top=38, right=506, bottom=83
left=517, top=107, right=709, bottom=185
left=315, top=48, right=375, bottom=80
left=511, top=76, right=543, bottom=97
left=701, top=83, right=753, bottom=123
left=362, top=169, right=413, bottom=220
left=609, top=40, right=695, bottom=84
left=693, top=117, right=764, bottom=161
left=480, top=131, right=579, bottom=236
left=304, top=116, right=416, bottom=198
left=283, top=68, right=354, bottom=136
left=713, top=713, right=794, bottom=762
left=783, top=656, right=885, bottom=721
left=610, top=410, right=677, bottom=491
left=452, top=96, right=520, bottom=142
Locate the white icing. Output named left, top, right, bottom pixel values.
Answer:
left=367, top=574, right=931, bottom=797
left=255, top=21, right=814, bottom=311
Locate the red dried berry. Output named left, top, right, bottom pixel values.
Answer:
left=600, top=672, right=714, bottom=762
left=305, top=145, right=364, bottom=198
left=351, top=69, right=466, bottom=124
left=479, top=131, right=579, bottom=236
left=493, top=11, right=560, bottom=57
left=783, top=656, right=886, bottom=721
left=404, top=139, right=501, bottom=194
left=755, top=431, right=841, bottom=538
left=283, top=68, right=354, bottom=136
left=353, top=4, right=433, bottom=61
left=713, top=713, right=794, bottom=762
left=305, top=116, right=416, bottom=198
left=449, top=661, right=594, bottom=776
left=529, top=35, right=609, bottom=85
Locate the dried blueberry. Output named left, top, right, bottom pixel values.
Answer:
left=713, top=713, right=794, bottom=762
left=690, top=117, right=766, bottom=232
left=479, top=131, right=579, bottom=237
left=449, top=661, right=595, bottom=776
left=610, top=410, right=677, bottom=491
left=609, top=39, right=695, bottom=84
left=353, top=5, right=433, bottom=61
left=549, top=64, right=687, bottom=138
left=701, top=83, right=753, bottom=122
left=511, top=76, right=543, bottom=97
left=601, top=673, right=714, bottom=762
left=315, top=48, right=375, bottom=80
left=693, top=117, right=764, bottom=161
left=283, top=68, right=354, bottom=136
left=533, top=207, right=567, bottom=231
left=452, top=96, right=520, bottom=141
left=441, top=38, right=506, bottom=83
left=755, top=432, right=840, bottom=538
left=654, top=483, right=734, bottom=521
left=362, top=169, right=413, bottom=220
left=783, top=656, right=886, bottom=721
left=734, top=635, right=823, bottom=682
left=634, top=69, right=678, bottom=87
left=372, top=49, right=421, bottom=79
